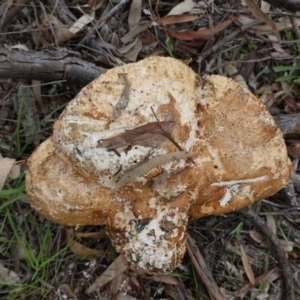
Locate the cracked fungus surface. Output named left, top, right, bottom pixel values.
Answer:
left=106, top=198, right=190, bottom=273
left=26, top=56, right=292, bottom=273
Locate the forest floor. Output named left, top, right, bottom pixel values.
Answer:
left=0, top=1, right=300, bottom=299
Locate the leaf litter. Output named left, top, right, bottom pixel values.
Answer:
left=1, top=0, right=300, bottom=299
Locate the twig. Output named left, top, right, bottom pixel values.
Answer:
left=186, top=234, right=224, bottom=300
left=288, top=14, right=300, bottom=39
left=262, top=0, right=300, bottom=11
left=75, top=0, right=131, bottom=51
left=39, top=1, right=58, bottom=46
left=0, top=0, right=31, bottom=31
left=0, top=47, right=104, bottom=85
left=48, top=0, right=76, bottom=26
left=150, top=106, right=196, bottom=165
left=239, top=208, right=296, bottom=300
left=198, top=20, right=262, bottom=66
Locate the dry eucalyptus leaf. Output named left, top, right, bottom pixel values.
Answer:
left=224, top=63, right=248, bottom=88
left=128, top=0, right=142, bottom=28
left=121, top=22, right=150, bottom=44
left=278, top=239, right=294, bottom=252
left=261, top=1, right=271, bottom=13
left=234, top=268, right=281, bottom=298
left=160, top=14, right=199, bottom=26
left=0, top=155, right=15, bottom=191
left=8, top=164, right=21, bottom=179
left=116, top=151, right=198, bottom=188
left=167, top=0, right=196, bottom=16
left=58, top=284, right=76, bottom=299
left=69, top=11, right=95, bottom=35
left=244, top=0, right=280, bottom=42
left=152, top=171, right=168, bottom=191
left=150, top=274, right=180, bottom=285
left=17, top=85, right=41, bottom=146
left=66, top=227, right=104, bottom=259
left=87, top=255, right=128, bottom=293
left=240, top=244, right=255, bottom=285
left=166, top=15, right=238, bottom=40
left=249, top=230, right=267, bottom=246
left=31, top=80, right=47, bottom=114
left=224, top=261, right=244, bottom=282
left=74, top=229, right=106, bottom=239
left=0, top=264, right=20, bottom=284
left=114, top=73, right=130, bottom=118
left=123, top=38, right=142, bottom=62
left=266, top=214, right=277, bottom=235
left=97, top=121, right=175, bottom=150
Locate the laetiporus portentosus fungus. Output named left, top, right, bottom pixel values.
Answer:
left=26, top=57, right=292, bottom=273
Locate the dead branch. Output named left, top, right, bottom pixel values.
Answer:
left=239, top=208, right=296, bottom=300
left=0, top=47, right=104, bottom=85
left=0, top=0, right=31, bottom=31
left=75, top=0, right=131, bottom=51
left=263, top=0, right=300, bottom=11
left=186, top=234, right=224, bottom=300
left=47, top=0, right=76, bottom=26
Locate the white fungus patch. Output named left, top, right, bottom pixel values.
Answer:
left=107, top=198, right=190, bottom=273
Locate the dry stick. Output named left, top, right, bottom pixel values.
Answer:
left=289, top=14, right=300, bottom=39
left=0, top=0, right=31, bottom=30
left=47, top=0, right=76, bottom=26
left=0, top=47, right=104, bottom=85
left=199, top=20, right=262, bottom=64
left=150, top=107, right=196, bottom=165
left=262, top=0, right=300, bottom=11
left=75, top=0, right=131, bottom=51
left=239, top=208, right=296, bottom=300
left=186, top=234, right=224, bottom=300
left=39, top=1, right=58, bottom=46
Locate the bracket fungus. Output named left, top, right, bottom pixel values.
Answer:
left=26, top=56, right=292, bottom=274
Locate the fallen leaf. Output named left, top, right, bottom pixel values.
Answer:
left=159, top=14, right=199, bottom=26
left=278, top=239, right=293, bottom=252
left=17, top=85, right=41, bottom=146
left=0, top=263, right=20, bottom=284
left=8, top=163, right=21, bottom=179
left=74, top=229, right=107, bottom=239
left=166, top=15, right=238, bottom=40
left=244, top=0, right=280, bottom=43
left=121, top=22, right=150, bottom=44
left=167, top=0, right=196, bottom=16
left=116, top=151, right=198, bottom=188
left=266, top=214, right=277, bottom=235
left=152, top=171, right=168, bottom=191
left=285, top=95, right=299, bottom=111
left=97, top=121, right=175, bottom=150
left=0, top=155, right=15, bottom=191
left=31, top=80, right=47, bottom=114
left=261, top=0, right=271, bottom=13
left=128, top=0, right=142, bottom=28
left=150, top=274, right=180, bottom=285
left=224, top=261, right=244, bottom=282
left=123, top=38, right=142, bottom=62
left=69, top=11, right=95, bottom=35
left=114, top=73, right=130, bottom=118
left=66, top=227, right=104, bottom=259
left=249, top=230, right=268, bottom=247
left=224, top=63, right=248, bottom=88
left=58, top=284, right=76, bottom=299
left=240, top=244, right=255, bottom=285
left=86, top=255, right=128, bottom=293
left=235, top=268, right=280, bottom=298
left=288, top=143, right=300, bottom=157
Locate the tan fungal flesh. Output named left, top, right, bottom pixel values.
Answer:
left=26, top=57, right=292, bottom=273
